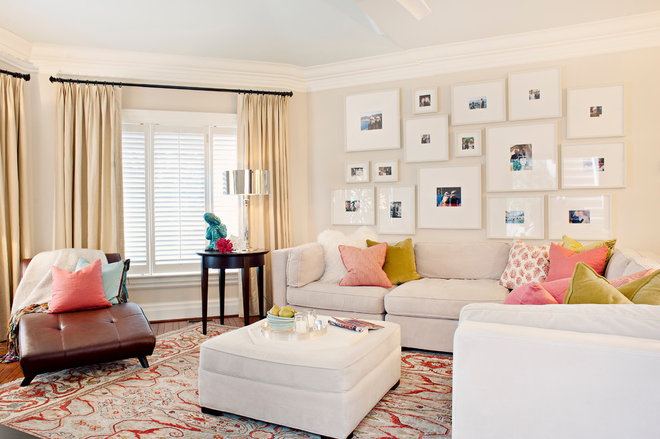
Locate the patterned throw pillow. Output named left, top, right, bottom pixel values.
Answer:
left=499, top=240, right=550, bottom=290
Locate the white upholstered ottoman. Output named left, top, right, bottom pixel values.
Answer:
left=198, top=318, right=401, bottom=439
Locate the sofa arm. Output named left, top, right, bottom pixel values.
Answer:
left=459, top=303, right=660, bottom=341
left=272, top=248, right=291, bottom=307
left=453, top=320, right=660, bottom=439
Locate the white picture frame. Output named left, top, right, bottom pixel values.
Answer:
left=508, top=67, right=562, bottom=121
left=331, top=188, right=375, bottom=225
left=451, top=79, right=506, bottom=125
left=345, top=161, right=370, bottom=183
left=377, top=186, right=415, bottom=235
left=413, top=88, right=438, bottom=114
left=345, top=89, right=401, bottom=151
left=566, top=85, right=625, bottom=139
left=418, top=165, right=482, bottom=229
left=561, top=142, right=626, bottom=189
left=487, top=196, right=545, bottom=239
left=405, top=115, right=449, bottom=163
left=454, top=129, right=482, bottom=158
left=486, top=122, right=558, bottom=192
left=548, top=195, right=612, bottom=240
left=373, top=160, right=398, bottom=182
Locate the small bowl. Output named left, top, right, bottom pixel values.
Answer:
left=267, top=314, right=295, bottom=332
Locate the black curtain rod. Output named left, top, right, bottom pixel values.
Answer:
left=49, top=76, right=292, bottom=97
left=0, top=68, right=30, bottom=81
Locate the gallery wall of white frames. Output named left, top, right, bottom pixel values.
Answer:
left=334, top=68, right=624, bottom=239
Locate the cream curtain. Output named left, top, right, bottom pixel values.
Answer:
left=53, top=83, right=124, bottom=254
left=238, top=93, right=292, bottom=317
left=0, top=74, right=31, bottom=332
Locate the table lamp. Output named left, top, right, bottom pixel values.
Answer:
left=223, top=169, right=269, bottom=251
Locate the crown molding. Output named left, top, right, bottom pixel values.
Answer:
left=30, top=44, right=307, bottom=92
left=0, top=27, right=34, bottom=71
left=304, top=11, right=660, bottom=91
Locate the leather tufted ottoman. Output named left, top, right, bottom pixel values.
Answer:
left=18, top=302, right=156, bottom=386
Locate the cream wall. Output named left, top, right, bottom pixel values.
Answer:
left=22, top=73, right=308, bottom=320
left=305, top=46, right=660, bottom=254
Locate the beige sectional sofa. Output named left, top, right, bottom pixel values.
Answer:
left=273, top=241, right=512, bottom=352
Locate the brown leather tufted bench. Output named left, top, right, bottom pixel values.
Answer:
left=17, top=253, right=156, bottom=386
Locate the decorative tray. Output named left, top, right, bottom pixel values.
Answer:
left=257, top=321, right=328, bottom=342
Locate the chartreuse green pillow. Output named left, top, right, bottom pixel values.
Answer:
left=561, top=235, right=617, bottom=264
left=618, top=269, right=660, bottom=305
left=563, top=262, right=632, bottom=304
left=366, top=238, right=421, bottom=285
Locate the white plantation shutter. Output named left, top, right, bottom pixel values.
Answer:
left=153, top=128, right=206, bottom=268
left=121, top=125, right=148, bottom=270
left=211, top=129, right=239, bottom=238
left=121, top=111, right=238, bottom=276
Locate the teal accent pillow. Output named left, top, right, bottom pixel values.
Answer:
left=76, top=258, right=129, bottom=304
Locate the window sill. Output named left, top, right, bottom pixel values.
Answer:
left=127, top=270, right=239, bottom=290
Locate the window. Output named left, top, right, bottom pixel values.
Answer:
left=122, top=110, right=239, bottom=275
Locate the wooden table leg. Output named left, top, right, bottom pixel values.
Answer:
left=257, top=265, right=264, bottom=319
left=219, top=268, right=226, bottom=325
left=241, top=262, right=250, bottom=326
left=201, top=265, right=209, bottom=335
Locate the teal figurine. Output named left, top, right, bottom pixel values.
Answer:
left=203, top=212, right=227, bottom=251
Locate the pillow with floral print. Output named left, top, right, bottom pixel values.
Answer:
left=499, top=240, right=550, bottom=290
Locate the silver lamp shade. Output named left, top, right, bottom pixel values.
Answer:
left=223, top=169, right=269, bottom=196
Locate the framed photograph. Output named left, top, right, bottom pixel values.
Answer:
left=345, top=161, right=370, bottom=183
left=561, top=142, right=626, bottom=189
left=413, top=88, right=438, bottom=114
left=377, top=186, right=415, bottom=234
left=454, top=129, right=482, bottom=158
left=373, top=160, right=398, bottom=182
left=566, top=85, right=624, bottom=138
left=487, top=196, right=545, bottom=239
left=345, top=89, right=401, bottom=151
left=418, top=165, right=481, bottom=229
left=548, top=195, right=611, bottom=240
left=451, top=79, right=506, bottom=125
left=405, top=115, right=449, bottom=163
left=486, top=122, right=558, bottom=192
left=508, top=67, right=562, bottom=120
left=331, top=188, right=375, bottom=225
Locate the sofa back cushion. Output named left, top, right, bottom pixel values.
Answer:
left=414, top=241, right=511, bottom=280
left=287, top=243, right=325, bottom=288
left=604, top=248, right=660, bottom=279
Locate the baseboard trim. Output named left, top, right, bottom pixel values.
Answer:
left=139, top=298, right=239, bottom=322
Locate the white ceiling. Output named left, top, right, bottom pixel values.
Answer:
left=0, top=0, right=658, bottom=67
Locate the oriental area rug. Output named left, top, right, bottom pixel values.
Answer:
left=0, top=323, right=452, bottom=438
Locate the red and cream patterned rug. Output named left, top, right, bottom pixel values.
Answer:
left=0, top=323, right=452, bottom=438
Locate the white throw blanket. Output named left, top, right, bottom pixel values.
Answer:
left=11, top=248, right=108, bottom=314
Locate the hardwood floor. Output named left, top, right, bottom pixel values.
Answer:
left=0, top=315, right=261, bottom=386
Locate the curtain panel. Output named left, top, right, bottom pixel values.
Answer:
left=0, top=74, right=31, bottom=332
left=238, top=93, right=292, bottom=315
left=53, top=83, right=124, bottom=254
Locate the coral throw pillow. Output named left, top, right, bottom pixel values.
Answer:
left=49, top=259, right=112, bottom=313
left=499, top=240, right=550, bottom=290
left=338, top=243, right=392, bottom=288
left=545, top=243, right=608, bottom=283
left=505, top=282, right=559, bottom=305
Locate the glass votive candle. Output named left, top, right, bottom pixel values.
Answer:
left=294, top=313, right=308, bottom=333
left=306, top=310, right=317, bottom=329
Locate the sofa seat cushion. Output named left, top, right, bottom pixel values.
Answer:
left=385, top=278, right=508, bottom=319
left=287, top=281, right=389, bottom=314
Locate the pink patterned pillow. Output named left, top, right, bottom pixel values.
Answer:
left=338, top=243, right=392, bottom=288
left=499, top=240, right=550, bottom=290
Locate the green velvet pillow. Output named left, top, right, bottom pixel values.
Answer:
left=618, top=269, right=660, bottom=305
left=366, top=238, right=421, bottom=285
left=564, top=262, right=632, bottom=304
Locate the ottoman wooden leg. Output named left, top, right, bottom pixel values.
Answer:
left=138, top=356, right=149, bottom=368
left=201, top=406, right=224, bottom=416
left=390, top=379, right=401, bottom=391
left=20, top=376, right=35, bottom=387
left=320, top=434, right=353, bottom=439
